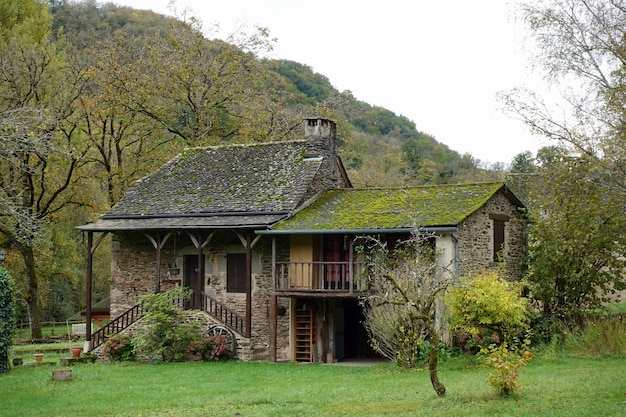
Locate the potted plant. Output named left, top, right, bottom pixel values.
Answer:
left=34, top=353, right=43, bottom=363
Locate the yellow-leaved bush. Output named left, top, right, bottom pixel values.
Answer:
left=446, top=271, right=530, bottom=351
left=447, top=271, right=533, bottom=396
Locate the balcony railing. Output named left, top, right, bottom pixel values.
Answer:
left=275, top=261, right=369, bottom=293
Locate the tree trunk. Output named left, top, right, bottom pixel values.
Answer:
left=428, top=326, right=446, bottom=397
left=22, top=246, right=42, bottom=339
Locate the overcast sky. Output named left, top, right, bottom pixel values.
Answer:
left=111, top=0, right=548, bottom=165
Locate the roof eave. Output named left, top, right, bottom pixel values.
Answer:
left=257, top=226, right=458, bottom=235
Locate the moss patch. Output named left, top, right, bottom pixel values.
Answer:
left=273, top=182, right=505, bottom=231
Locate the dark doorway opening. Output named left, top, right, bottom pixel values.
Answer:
left=341, top=298, right=378, bottom=359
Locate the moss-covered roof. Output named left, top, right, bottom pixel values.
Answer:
left=270, top=182, right=512, bottom=232
left=105, top=140, right=320, bottom=217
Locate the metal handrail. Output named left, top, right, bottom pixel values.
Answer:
left=201, top=292, right=246, bottom=336
left=91, top=304, right=144, bottom=350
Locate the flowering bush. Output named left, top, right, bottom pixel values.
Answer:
left=187, top=334, right=231, bottom=362
left=104, top=332, right=134, bottom=361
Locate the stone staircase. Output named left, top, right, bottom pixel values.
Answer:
left=90, top=307, right=253, bottom=361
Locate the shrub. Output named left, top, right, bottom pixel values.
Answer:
left=132, top=287, right=196, bottom=362
left=0, top=268, right=16, bottom=373
left=447, top=270, right=530, bottom=349
left=482, top=338, right=532, bottom=396
left=104, top=333, right=135, bottom=361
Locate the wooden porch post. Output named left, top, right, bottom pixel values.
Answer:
left=245, top=232, right=252, bottom=338
left=85, top=231, right=93, bottom=351
left=235, top=231, right=261, bottom=339
left=269, top=293, right=277, bottom=362
left=84, top=231, right=108, bottom=352
left=196, top=233, right=203, bottom=308
left=155, top=238, right=162, bottom=293
left=144, top=232, right=175, bottom=294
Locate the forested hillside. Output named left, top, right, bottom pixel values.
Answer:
left=52, top=0, right=504, bottom=188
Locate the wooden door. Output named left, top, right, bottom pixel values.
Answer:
left=184, top=255, right=203, bottom=308
left=227, top=253, right=246, bottom=293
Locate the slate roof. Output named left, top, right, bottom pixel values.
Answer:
left=263, top=182, right=521, bottom=234
left=79, top=140, right=323, bottom=231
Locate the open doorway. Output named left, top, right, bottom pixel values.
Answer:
left=335, top=298, right=378, bottom=360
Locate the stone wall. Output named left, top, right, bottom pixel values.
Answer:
left=110, top=233, right=179, bottom=317
left=456, top=191, right=527, bottom=280
left=110, top=230, right=291, bottom=361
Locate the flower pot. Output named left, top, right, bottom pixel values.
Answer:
left=71, top=346, right=82, bottom=358
left=34, top=353, right=43, bottom=363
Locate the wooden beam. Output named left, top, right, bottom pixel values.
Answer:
left=144, top=232, right=175, bottom=293
left=269, top=293, right=277, bottom=362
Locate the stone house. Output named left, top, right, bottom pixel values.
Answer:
left=78, top=118, right=527, bottom=362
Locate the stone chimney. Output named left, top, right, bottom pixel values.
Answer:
left=305, top=118, right=336, bottom=141
left=301, top=118, right=349, bottom=197
left=304, top=118, right=338, bottom=164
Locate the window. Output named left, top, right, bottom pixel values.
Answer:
left=489, top=214, right=509, bottom=262
left=227, top=253, right=246, bottom=293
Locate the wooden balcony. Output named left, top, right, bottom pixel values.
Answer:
left=274, top=261, right=369, bottom=295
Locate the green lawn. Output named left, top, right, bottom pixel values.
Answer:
left=1, top=354, right=625, bottom=417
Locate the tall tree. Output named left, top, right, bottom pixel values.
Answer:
left=118, top=18, right=289, bottom=145
left=525, top=147, right=626, bottom=321
left=502, top=0, right=626, bottom=195
left=501, top=0, right=626, bottom=321
left=78, top=30, right=176, bottom=207
left=0, top=0, right=90, bottom=338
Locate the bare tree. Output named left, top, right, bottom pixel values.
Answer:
left=501, top=0, right=626, bottom=194
left=358, top=234, right=451, bottom=397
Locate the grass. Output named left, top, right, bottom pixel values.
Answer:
left=13, top=322, right=85, bottom=343
left=1, top=354, right=625, bottom=416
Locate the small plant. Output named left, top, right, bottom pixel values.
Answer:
left=104, top=332, right=135, bottom=361
left=481, top=338, right=532, bottom=396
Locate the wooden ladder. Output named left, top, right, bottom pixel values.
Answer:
left=294, top=308, right=314, bottom=362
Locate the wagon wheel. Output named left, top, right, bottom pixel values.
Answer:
left=204, top=325, right=236, bottom=353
